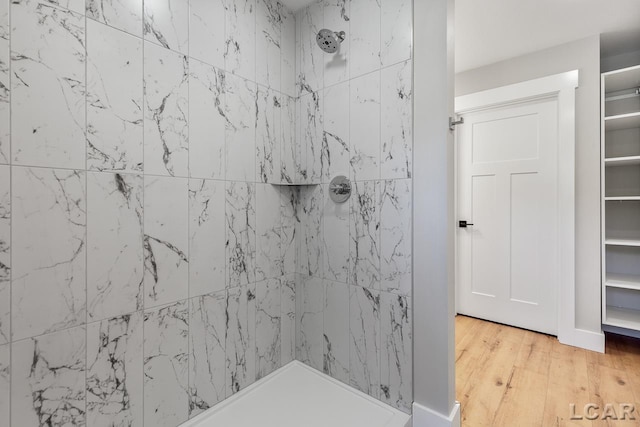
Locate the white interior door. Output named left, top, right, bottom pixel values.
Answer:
left=456, top=97, right=559, bottom=335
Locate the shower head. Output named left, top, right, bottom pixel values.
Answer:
left=316, top=29, right=346, bottom=53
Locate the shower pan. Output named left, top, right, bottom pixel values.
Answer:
left=182, top=362, right=411, bottom=427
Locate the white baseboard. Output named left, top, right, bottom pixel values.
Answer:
left=412, top=402, right=460, bottom=427
left=559, top=327, right=605, bottom=353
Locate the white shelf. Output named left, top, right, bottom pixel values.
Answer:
left=605, top=238, right=640, bottom=247
left=603, top=64, right=640, bottom=93
left=606, top=273, right=640, bottom=291
left=604, top=306, right=640, bottom=330
left=605, top=196, right=640, bottom=201
left=604, top=112, right=640, bottom=131
left=605, top=156, right=640, bottom=167
left=602, top=66, right=640, bottom=336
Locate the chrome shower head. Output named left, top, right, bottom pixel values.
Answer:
left=316, top=29, right=346, bottom=53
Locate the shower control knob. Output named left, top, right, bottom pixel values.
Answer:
left=330, top=183, right=350, bottom=194
left=329, top=176, right=352, bottom=203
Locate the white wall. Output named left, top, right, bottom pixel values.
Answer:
left=413, top=0, right=460, bottom=425
left=455, top=36, right=602, bottom=334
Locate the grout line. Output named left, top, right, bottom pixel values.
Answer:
left=84, top=2, right=89, bottom=421
left=140, top=0, right=146, bottom=423
left=186, top=0, right=191, bottom=419
left=7, top=0, right=12, bottom=423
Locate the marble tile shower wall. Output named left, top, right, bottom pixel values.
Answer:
left=0, top=0, right=298, bottom=426
left=293, top=0, right=413, bottom=415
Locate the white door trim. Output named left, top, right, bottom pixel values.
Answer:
left=454, top=70, right=605, bottom=353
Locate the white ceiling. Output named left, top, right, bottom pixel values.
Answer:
left=456, top=0, right=640, bottom=72
left=281, top=0, right=640, bottom=72
left=280, top=0, right=316, bottom=12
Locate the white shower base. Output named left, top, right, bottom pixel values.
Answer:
left=181, top=361, right=412, bottom=427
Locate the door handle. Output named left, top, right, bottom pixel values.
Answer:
left=459, top=220, right=474, bottom=228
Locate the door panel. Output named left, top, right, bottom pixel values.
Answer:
left=510, top=172, right=541, bottom=305
left=457, top=98, right=559, bottom=335
left=471, top=174, right=499, bottom=297
left=472, top=113, right=540, bottom=163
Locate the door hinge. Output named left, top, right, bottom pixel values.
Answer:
left=449, top=116, right=464, bottom=131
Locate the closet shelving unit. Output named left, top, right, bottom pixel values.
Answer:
left=601, top=64, right=640, bottom=336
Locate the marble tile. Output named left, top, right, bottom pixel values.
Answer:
left=301, top=91, right=326, bottom=184
left=381, top=0, right=411, bottom=67
left=188, top=59, right=226, bottom=180
left=322, top=183, right=350, bottom=283
left=280, top=275, right=296, bottom=365
left=280, top=184, right=298, bottom=231
left=144, top=176, right=189, bottom=308
left=143, top=0, right=188, bottom=54
left=350, top=0, right=380, bottom=77
left=11, top=326, right=86, bottom=426
left=48, top=0, right=85, bottom=14
left=380, top=292, right=412, bottom=413
left=144, top=301, right=189, bottom=427
left=381, top=60, right=412, bottom=179
left=225, top=73, right=257, bottom=182
left=87, top=20, right=143, bottom=173
left=256, top=184, right=282, bottom=281
left=11, top=0, right=85, bottom=169
left=144, top=42, right=189, bottom=177
left=280, top=7, right=296, bottom=97
left=294, top=98, right=309, bottom=183
left=189, top=0, right=225, bottom=69
left=296, top=275, right=324, bottom=371
left=281, top=225, right=296, bottom=276
left=226, top=181, right=256, bottom=288
left=380, top=179, right=411, bottom=296
left=256, top=278, right=281, bottom=379
left=296, top=1, right=323, bottom=94
left=189, top=179, right=226, bottom=298
left=256, top=0, right=281, bottom=91
left=87, top=0, right=143, bottom=36
left=189, top=291, right=226, bottom=418
left=257, top=87, right=281, bottom=184
left=0, top=362, right=4, bottom=425
left=323, top=81, right=350, bottom=182
left=280, top=187, right=297, bottom=275
left=323, top=0, right=350, bottom=87
left=11, top=167, right=86, bottom=341
left=225, top=0, right=256, bottom=82
left=349, top=180, right=380, bottom=290
left=0, top=343, right=8, bottom=427
left=0, top=166, right=8, bottom=344
left=0, top=0, right=8, bottom=165
left=87, top=312, right=144, bottom=427
left=280, top=95, right=300, bottom=184
left=87, top=172, right=144, bottom=322
left=296, top=185, right=323, bottom=278
left=349, top=286, right=380, bottom=398
left=226, top=284, right=256, bottom=396
left=350, top=71, right=380, bottom=181
left=323, top=280, right=349, bottom=384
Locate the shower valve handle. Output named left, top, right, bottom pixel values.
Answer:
left=330, top=183, right=351, bottom=195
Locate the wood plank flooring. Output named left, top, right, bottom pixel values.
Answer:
left=456, top=315, right=640, bottom=427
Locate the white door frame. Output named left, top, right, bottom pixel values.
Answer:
left=454, top=70, right=605, bottom=353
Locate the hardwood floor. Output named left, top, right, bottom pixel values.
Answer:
left=456, top=315, right=640, bottom=427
